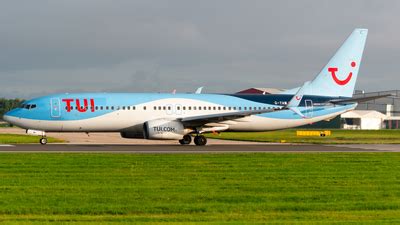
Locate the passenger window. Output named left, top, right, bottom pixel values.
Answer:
left=203, top=106, right=207, bottom=110
left=143, top=106, right=147, bottom=110
left=111, top=106, right=114, bottom=110
left=106, top=106, right=109, bottom=110
left=233, top=107, right=236, bottom=110
left=188, top=106, right=192, bottom=110
left=100, top=106, right=103, bottom=110
left=183, top=106, right=186, bottom=110
left=239, top=107, right=242, bottom=110
left=153, top=106, right=157, bottom=110
left=158, top=106, right=162, bottom=110
left=228, top=107, right=231, bottom=110
left=127, top=106, right=130, bottom=110
left=133, top=106, right=136, bottom=110
left=213, top=106, right=216, bottom=110
left=163, top=106, right=166, bottom=110
left=223, top=107, right=226, bottom=110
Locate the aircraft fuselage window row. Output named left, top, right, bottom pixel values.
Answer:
left=63, top=105, right=280, bottom=112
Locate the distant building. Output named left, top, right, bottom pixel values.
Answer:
left=352, top=90, right=400, bottom=129
left=341, top=110, right=387, bottom=130
left=236, top=88, right=286, bottom=95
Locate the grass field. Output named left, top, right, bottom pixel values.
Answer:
left=0, top=134, right=62, bottom=144
left=206, top=129, right=400, bottom=144
left=0, top=153, right=399, bottom=224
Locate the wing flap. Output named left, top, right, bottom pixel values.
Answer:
left=180, top=108, right=280, bottom=126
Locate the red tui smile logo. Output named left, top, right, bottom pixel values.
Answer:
left=328, top=61, right=356, bottom=86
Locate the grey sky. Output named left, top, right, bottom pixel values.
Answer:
left=1, top=0, right=399, bottom=98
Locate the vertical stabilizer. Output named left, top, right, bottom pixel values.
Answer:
left=283, top=29, right=368, bottom=97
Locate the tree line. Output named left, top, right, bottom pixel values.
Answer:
left=0, top=98, right=24, bottom=119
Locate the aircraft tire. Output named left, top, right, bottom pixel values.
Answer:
left=40, top=138, right=48, bottom=145
left=179, top=135, right=192, bottom=145
left=194, top=135, right=207, bottom=146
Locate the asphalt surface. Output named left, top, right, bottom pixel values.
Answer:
left=0, top=143, right=396, bottom=153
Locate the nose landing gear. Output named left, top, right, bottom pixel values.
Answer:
left=39, top=137, right=48, bottom=145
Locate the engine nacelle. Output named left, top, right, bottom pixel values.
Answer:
left=120, top=131, right=144, bottom=139
left=143, top=119, right=185, bottom=140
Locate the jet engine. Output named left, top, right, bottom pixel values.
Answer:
left=120, top=131, right=144, bottom=139
left=143, top=119, right=186, bottom=140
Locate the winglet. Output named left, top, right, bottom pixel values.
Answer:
left=285, top=81, right=311, bottom=118
left=195, top=87, right=204, bottom=94
left=286, top=81, right=310, bottom=108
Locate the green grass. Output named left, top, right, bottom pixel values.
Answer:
left=206, top=129, right=400, bottom=144
left=0, top=134, right=62, bottom=144
left=0, top=153, right=399, bottom=224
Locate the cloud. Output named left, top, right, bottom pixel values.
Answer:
left=0, top=0, right=400, bottom=98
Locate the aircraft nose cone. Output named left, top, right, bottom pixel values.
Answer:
left=3, top=111, right=17, bottom=125
left=3, top=114, right=12, bottom=124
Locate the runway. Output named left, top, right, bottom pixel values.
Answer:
left=0, top=143, right=398, bottom=153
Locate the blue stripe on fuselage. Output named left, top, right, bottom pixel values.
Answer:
left=5, top=93, right=348, bottom=121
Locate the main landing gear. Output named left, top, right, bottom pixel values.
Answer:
left=179, top=135, right=192, bottom=145
left=179, top=134, right=207, bottom=146
left=194, top=135, right=207, bottom=146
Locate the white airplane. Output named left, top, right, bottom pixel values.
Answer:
left=4, top=29, right=381, bottom=145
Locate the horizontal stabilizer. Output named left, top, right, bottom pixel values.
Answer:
left=330, top=93, right=394, bottom=104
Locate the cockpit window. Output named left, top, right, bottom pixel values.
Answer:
left=23, top=104, right=37, bottom=110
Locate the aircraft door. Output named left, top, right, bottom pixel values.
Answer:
left=50, top=98, right=61, bottom=118
left=305, top=99, right=313, bottom=118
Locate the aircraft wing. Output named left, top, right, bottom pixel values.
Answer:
left=181, top=81, right=311, bottom=127
left=180, top=108, right=281, bottom=126
left=330, top=93, right=394, bottom=104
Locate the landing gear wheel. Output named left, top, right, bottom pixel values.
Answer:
left=179, top=135, right=192, bottom=145
left=40, top=138, right=47, bottom=145
left=194, top=135, right=207, bottom=146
